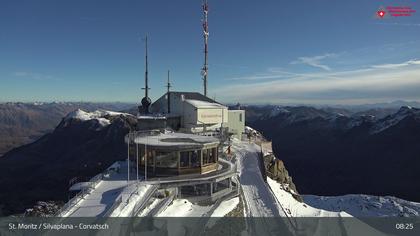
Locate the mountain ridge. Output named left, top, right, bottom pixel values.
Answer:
left=247, top=105, right=420, bottom=202
left=0, top=109, right=137, bottom=216
left=0, top=102, right=135, bottom=156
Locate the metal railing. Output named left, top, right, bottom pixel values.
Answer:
left=149, top=193, right=175, bottom=216
left=54, top=173, right=103, bottom=217
left=102, top=181, right=140, bottom=217
left=106, top=182, right=158, bottom=217
left=129, top=185, right=158, bottom=216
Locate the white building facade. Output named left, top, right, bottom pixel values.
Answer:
left=151, top=91, right=243, bottom=136
left=227, top=110, right=245, bottom=140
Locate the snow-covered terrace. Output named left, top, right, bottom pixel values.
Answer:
left=61, top=162, right=154, bottom=217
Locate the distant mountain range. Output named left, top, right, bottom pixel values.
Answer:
left=0, top=109, right=137, bottom=216
left=0, top=102, right=135, bottom=156
left=325, top=100, right=420, bottom=111
left=246, top=105, right=420, bottom=202
left=3, top=100, right=417, bottom=157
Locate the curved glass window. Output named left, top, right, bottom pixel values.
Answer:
left=180, top=150, right=201, bottom=168
left=203, top=147, right=217, bottom=165
left=155, top=151, right=177, bottom=168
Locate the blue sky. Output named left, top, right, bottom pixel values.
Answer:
left=1, top=0, right=420, bottom=105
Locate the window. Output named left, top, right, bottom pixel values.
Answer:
left=155, top=151, right=177, bottom=168
left=203, top=148, right=217, bottom=165
left=239, top=113, right=243, bottom=122
left=203, top=149, right=209, bottom=165
left=180, top=150, right=201, bottom=168
left=209, top=148, right=216, bottom=163
left=191, top=150, right=200, bottom=167
left=180, top=151, right=189, bottom=167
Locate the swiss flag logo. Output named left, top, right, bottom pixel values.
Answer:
left=377, top=10, right=386, bottom=18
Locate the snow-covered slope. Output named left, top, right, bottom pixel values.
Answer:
left=158, top=199, right=213, bottom=217
left=210, top=197, right=239, bottom=217
left=267, top=177, right=351, bottom=217
left=370, top=106, right=420, bottom=134
left=303, top=194, right=420, bottom=217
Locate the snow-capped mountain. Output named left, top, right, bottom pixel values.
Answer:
left=247, top=105, right=420, bottom=204
left=63, top=109, right=133, bottom=130
left=0, top=109, right=137, bottom=216
left=0, top=102, right=135, bottom=156
left=370, top=106, right=420, bottom=134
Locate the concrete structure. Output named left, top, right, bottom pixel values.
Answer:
left=126, top=132, right=220, bottom=176
left=227, top=110, right=245, bottom=139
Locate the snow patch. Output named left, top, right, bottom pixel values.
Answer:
left=211, top=197, right=239, bottom=217
left=303, top=194, right=420, bottom=217
left=244, top=126, right=261, bottom=137
left=269, top=106, right=290, bottom=117
left=204, top=197, right=240, bottom=228
left=64, top=109, right=131, bottom=127
left=157, top=199, right=212, bottom=217
left=267, top=177, right=351, bottom=217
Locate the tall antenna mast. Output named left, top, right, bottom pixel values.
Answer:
left=140, top=34, right=152, bottom=114
left=166, top=70, right=172, bottom=114
left=201, top=0, right=209, bottom=97
left=143, top=35, right=150, bottom=98
left=166, top=70, right=171, bottom=94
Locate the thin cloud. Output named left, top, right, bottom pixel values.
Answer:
left=229, top=70, right=299, bottom=81
left=12, top=71, right=59, bottom=81
left=290, top=53, right=336, bottom=71
left=229, top=67, right=375, bottom=82
left=218, top=60, right=420, bottom=104
left=371, top=59, right=420, bottom=69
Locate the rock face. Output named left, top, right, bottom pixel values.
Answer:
left=24, top=201, right=61, bottom=217
left=0, top=110, right=137, bottom=216
left=263, top=154, right=302, bottom=202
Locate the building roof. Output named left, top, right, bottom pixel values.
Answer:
left=170, top=91, right=219, bottom=104
left=127, top=132, right=219, bottom=150
left=184, top=99, right=227, bottom=109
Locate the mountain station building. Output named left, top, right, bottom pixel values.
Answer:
left=150, top=91, right=245, bottom=139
